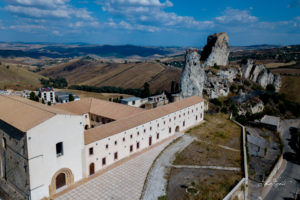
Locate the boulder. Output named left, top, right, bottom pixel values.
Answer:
left=181, top=49, right=206, bottom=98
left=201, top=32, right=230, bottom=67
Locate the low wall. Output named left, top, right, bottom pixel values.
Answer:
left=224, top=116, right=248, bottom=200
left=264, top=154, right=284, bottom=187
left=223, top=178, right=246, bottom=200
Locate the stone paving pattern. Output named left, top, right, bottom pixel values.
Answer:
left=56, top=134, right=181, bottom=200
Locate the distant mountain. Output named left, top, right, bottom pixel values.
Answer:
left=0, top=43, right=181, bottom=59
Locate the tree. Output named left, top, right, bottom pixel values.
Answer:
left=29, top=92, right=39, bottom=102
left=266, top=84, right=275, bottom=93
left=47, top=101, right=52, bottom=106
left=42, top=99, right=45, bottom=104
left=69, top=94, right=74, bottom=102
left=141, top=82, right=151, bottom=98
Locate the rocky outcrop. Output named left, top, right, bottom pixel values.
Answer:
left=201, top=32, right=230, bottom=68
left=241, top=60, right=254, bottom=79
left=241, top=59, right=281, bottom=92
left=249, top=64, right=264, bottom=82
left=217, top=68, right=239, bottom=83
left=273, top=74, right=282, bottom=92
left=181, top=49, right=206, bottom=98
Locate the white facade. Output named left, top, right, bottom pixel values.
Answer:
left=41, top=90, right=56, bottom=104
left=0, top=96, right=204, bottom=200
left=83, top=101, right=204, bottom=177
left=26, top=115, right=84, bottom=200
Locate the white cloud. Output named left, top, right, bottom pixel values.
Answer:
left=215, top=7, right=258, bottom=24
left=5, top=0, right=94, bottom=20
left=6, top=0, right=68, bottom=9
left=101, top=0, right=214, bottom=31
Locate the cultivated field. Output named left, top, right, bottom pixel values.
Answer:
left=39, top=59, right=182, bottom=93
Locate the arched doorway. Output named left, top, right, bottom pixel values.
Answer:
left=56, top=173, right=66, bottom=190
left=89, top=163, right=95, bottom=176
left=49, top=168, right=74, bottom=197
left=175, top=126, right=180, bottom=132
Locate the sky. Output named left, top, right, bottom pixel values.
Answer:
left=0, top=0, right=300, bottom=46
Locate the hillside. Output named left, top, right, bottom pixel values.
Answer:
left=0, top=43, right=183, bottom=59
left=39, top=59, right=182, bottom=93
left=0, top=62, right=45, bottom=90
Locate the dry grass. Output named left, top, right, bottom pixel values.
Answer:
left=173, top=141, right=241, bottom=167
left=280, top=76, right=300, bottom=104
left=265, top=61, right=296, bottom=69
left=167, top=168, right=242, bottom=200
left=186, top=113, right=241, bottom=149
left=0, top=63, right=44, bottom=90
left=56, top=89, right=132, bottom=101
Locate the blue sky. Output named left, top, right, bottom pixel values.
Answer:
left=0, top=0, right=300, bottom=46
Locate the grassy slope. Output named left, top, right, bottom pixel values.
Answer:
left=0, top=64, right=44, bottom=90
left=280, top=75, right=300, bottom=104
left=40, top=60, right=182, bottom=93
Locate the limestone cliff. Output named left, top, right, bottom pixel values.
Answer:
left=241, top=59, right=281, bottom=92
left=181, top=49, right=206, bottom=98
left=201, top=32, right=230, bottom=68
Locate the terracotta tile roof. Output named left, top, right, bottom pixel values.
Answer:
left=0, top=95, right=74, bottom=132
left=54, top=98, right=144, bottom=120
left=84, top=96, right=203, bottom=144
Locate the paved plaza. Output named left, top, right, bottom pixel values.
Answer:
left=56, top=133, right=182, bottom=200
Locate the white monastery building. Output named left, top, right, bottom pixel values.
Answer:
left=0, top=95, right=204, bottom=200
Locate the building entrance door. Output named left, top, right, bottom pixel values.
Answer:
left=56, top=173, right=66, bottom=189
left=149, top=136, right=152, bottom=146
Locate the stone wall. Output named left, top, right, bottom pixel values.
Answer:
left=0, top=120, right=30, bottom=199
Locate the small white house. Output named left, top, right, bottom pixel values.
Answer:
left=40, top=87, right=56, bottom=104
left=120, top=97, right=144, bottom=107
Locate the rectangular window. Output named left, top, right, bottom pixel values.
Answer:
left=130, top=145, right=133, bottom=153
left=136, top=142, right=140, bottom=149
left=56, top=142, right=63, bottom=157
left=106, top=144, right=109, bottom=149
left=102, top=157, right=106, bottom=166
left=157, top=133, right=159, bottom=140
left=123, top=137, right=125, bottom=142
left=114, top=152, right=118, bottom=160
left=89, top=147, right=94, bottom=155
left=169, top=127, right=171, bottom=134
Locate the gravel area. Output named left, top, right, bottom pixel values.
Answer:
left=141, top=134, right=195, bottom=200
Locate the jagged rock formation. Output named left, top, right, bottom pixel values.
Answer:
left=201, top=32, right=230, bottom=68
left=241, top=59, right=281, bottom=92
left=181, top=49, right=206, bottom=98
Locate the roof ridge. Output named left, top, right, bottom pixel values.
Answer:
left=1, top=95, right=58, bottom=115
left=89, top=97, right=93, bottom=112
